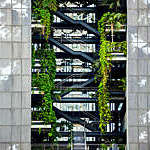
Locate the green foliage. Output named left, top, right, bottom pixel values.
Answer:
left=102, top=0, right=121, bottom=11
left=101, top=41, right=127, bottom=55
left=32, top=0, right=59, bottom=143
left=39, top=127, right=42, bottom=135
left=96, top=12, right=126, bottom=132
left=33, top=0, right=57, bottom=39
left=32, top=44, right=58, bottom=141
left=119, top=145, right=125, bottom=150
left=97, top=37, right=112, bottom=133
left=98, top=12, right=127, bottom=54
left=100, top=144, right=125, bottom=150
left=58, top=121, right=73, bottom=149
left=98, top=12, right=126, bottom=35
left=100, top=144, right=107, bottom=150
left=118, top=145, right=125, bottom=150
left=119, top=77, right=126, bottom=92
left=67, top=122, right=73, bottom=149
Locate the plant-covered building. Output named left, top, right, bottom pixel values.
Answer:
left=31, top=0, right=127, bottom=149
left=0, top=0, right=149, bottom=150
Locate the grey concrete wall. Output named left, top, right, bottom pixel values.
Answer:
left=127, top=0, right=150, bottom=149
left=0, top=0, right=31, bottom=149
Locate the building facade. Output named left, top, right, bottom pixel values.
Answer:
left=0, top=0, right=149, bottom=150
left=0, top=0, right=31, bottom=149
left=127, top=0, right=150, bottom=149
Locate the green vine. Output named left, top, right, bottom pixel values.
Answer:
left=32, top=44, right=58, bottom=141
left=33, top=0, right=57, bottom=39
left=67, top=122, right=73, bottom=149
left=100, top=144, right=107, bottom=150
left=102, top=0, right=121, bottom=11
left=32, top=0, right=59, bottom=142
left=105, top=41, right=127, bottom=55
left=97, top=12, right=126, bottom=132
left=100, top=144, right=125, bottom=150
left=119, top=77, right=126, bottom=92
left=58, top=121, right=73, bottom=149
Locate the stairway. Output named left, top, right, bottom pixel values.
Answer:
left=49, top=38, right=94, bottom=63
left=73, top=132, right=85, bottom=150
left=54, top=11, right=99, bottom=36
left=54, top=106, right=97, bottom=131
left=60, top=77, right=95, bottom=97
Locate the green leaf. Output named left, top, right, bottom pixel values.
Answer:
left=48, top=132, right=53, bottom=137
left=116, top=21, right=121, bottom=29
left=39, top=128, right=41, bottom=135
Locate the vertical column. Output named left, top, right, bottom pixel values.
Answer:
left=127, top=0, right=150, bottom=149
left=0, top=0, right=31, bottom=149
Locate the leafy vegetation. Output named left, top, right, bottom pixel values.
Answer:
left=32, top=44, right=59, bottom=141
left=32, top=0, right=127, bottom=144
left=96, top=12, right=126, bottom=132
left=119, top=77, right=126, bottom=92
left=32, top=0, right=57, bottom=39
left=100, top=144, right=125, bottom=150
left=67, top=122, right=73, bottom=149
left=102, top=0, right=121, bottom=11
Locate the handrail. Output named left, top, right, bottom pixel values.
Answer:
left=60, top=77, right=94, bottom=97
left=56, top=72, right=86, bottom=87
left=54, top=106, right=97, bottom=131
left=54, top=11, right=99, bottom=36
left=49, top=38, right=94, bottom=63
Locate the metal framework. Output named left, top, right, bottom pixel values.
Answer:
left=32, top=0, right=127, bottom=149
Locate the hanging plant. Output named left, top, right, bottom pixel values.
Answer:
left=119, top=77, right=126, bottom=92
left=32, top=44, right=59, bottom=141
left=32, top=0, right=58, bottom=39
left=96, top=12, right=126, bottom=132
left=96, top=37, right=112, bottom=133
left=67, top=122, right=73, bottom=149
left=100, top=144, right=107, bottom=150
left=102, top=0, right=121, bottom=11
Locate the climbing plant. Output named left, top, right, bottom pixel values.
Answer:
left=67, top=122, right=73, bottom=149
left=104, top=41, right=127, bottom=56
left=32, top=44, right=59, bottom=141
left=96, top=12, right=126, bottom=132
left=32, top=0, right=57, bottom=39
left=100, top=144, right=108, bottom=150
left=119, top=77, right=126, bottom=92
left=32, top=0, right=60, bottom=142
left=102, top=0, right=121, bottom=11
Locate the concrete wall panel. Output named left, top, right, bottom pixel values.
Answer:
left=127, top=0, right=150, bottom=149
left=0, top=0, right=31, bottom=149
